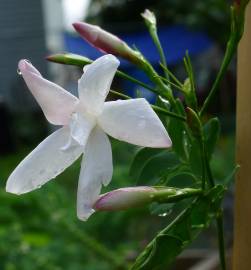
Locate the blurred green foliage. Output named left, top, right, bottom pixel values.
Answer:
left=0, top=130, right=235, bottom=269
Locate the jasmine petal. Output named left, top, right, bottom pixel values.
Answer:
left=77, top=126, right=113, bottom=220
left=6, top=127, right=83, bottom=194
left=18, top=60, right=79, bottom=125
left=98, top=99, right=172, bottom=148
left=78, top=54, right=119, bottom=116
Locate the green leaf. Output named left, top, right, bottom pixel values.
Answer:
left=149, top=202, right=174, bottom=216
left=133, top=235, right=183, bottom=270
left=131, top=185, right=225, bottom=270
left=188, top=137, right=202, bottom=177
left=168, top=99, right=188, bottom=161
left=167, top=172, right=199, bottom=188
left=203, top=118, right=221, bottom=159
left=159, top=163, right=198, bottom=188
left=137, top=151, right=180, bottom=185
left=130, top=148, right=165, bottom=180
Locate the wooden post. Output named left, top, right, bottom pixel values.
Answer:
left=233, top=3, right=251, bottom=270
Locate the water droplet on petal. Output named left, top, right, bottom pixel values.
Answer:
left=17, top=68, right=22, bottom=75
left=138, top=120, right=146, bottom=129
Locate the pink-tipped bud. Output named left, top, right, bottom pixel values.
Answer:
left=73, top=22, right=142, bottom=65
left=93, top=186, right=202, bottom=212
left=94, top=187, right=157, bottom=211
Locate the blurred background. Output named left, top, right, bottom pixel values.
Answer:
left=0, top=0, right=236, bottom=269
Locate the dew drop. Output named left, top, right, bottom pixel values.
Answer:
left=158, top=212, right=168, bottom=217
left=138, top=120, right=146, bottom=129
left=17, top=68, right=22, bottom=75
left=191, top=224, right=204, bottom=229
left=24, top=59, right=31, bottom=63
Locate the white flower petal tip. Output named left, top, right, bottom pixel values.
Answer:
left=77, top=207, right=95, bottom=221
left=100, top=54, right=120, bottom=66
left=18, top=59, right=41, bottom=77
left=77, top=127, right=113, bottom=222
left=5, top=128, right=83, bottom=195
left=78, top=54, right=120, bottom=116
left=18, top=60, right=79, bottom=126
left=6, top=180, right=23, bottom=195
left=98, top=98, right=172, bottom=148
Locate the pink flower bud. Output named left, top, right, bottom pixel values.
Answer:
left=94, top=186, right=157, bottom=211
left=73, top=22, right=142, bottom=65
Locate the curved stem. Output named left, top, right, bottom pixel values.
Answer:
left=116, top=70, right=162, bottom=96
left=150, top=31, right=170, bottom=81
left=109, top=89, right=186, bottom=121
left=199, top=40, right=236, bottom=116
left=151, top=105, right=186, bottom=121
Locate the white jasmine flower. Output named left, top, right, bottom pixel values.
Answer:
left=6, top=55, right=171, bottom=220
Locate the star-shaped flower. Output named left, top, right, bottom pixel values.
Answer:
left=6, top=54, right=172, bottom=220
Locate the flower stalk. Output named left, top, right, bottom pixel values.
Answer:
left=200, top=0, right=249, bottom=116
left=141, top=9, right=170, bottom=81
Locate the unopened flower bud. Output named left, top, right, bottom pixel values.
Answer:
left=94, top=186, right=202, bottom=212
left=46, top=53, right=92, bottom=67
left=73, top=22, right=143, bottom=65
left=141, top=9, right=157, bottom=30
left=94, top=187, right=157, bottom=211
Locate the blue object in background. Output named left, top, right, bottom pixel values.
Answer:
left=64, top=25, right=213, bottom=102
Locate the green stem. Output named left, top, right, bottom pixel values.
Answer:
left=153, top=75, right=185, bottom=93
left=154, top=188, right=203, bottom=204
left=46, top=53, right=161, bottom=97
left=199, top=4, right=246, bottom=116
left=216, top=211, right=227, bottom=270
left=109, top=89, right=131, bottom=100
left=160, top=63, right=183, bottom=87
left=203, top=144, right=215, bottom=188
left=151, top=105, right=186, bottom=121
left=142, top=60, right=176, bottom=106
left=109, top=89, right=186, bottom=121
left=199, top=138, right=207, bottom=190
left=116, top=70, right=162, bottom=96
left=150, top=30, right=170, bottom=81
left=199, top=41, right=236, bottom=116
left=199, top=132, right=226, bottom=270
